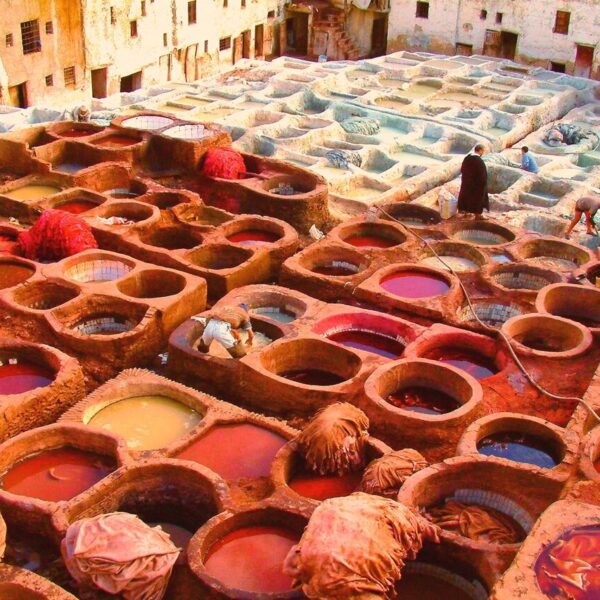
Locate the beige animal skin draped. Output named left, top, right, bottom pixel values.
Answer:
left=359, top=449, right=429, bottom=498
left=295, top=403, right=370, bottom=475
left=61, top=512, right=180, bottom=600
left=283, top=492, right=440, bottom=599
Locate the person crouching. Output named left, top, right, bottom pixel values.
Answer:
left=193, top=304, right=254, bottom=358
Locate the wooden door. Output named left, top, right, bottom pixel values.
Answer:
left=575, top=44, right=594, bottom=78
left=483, top=29, right=501, bottom=57
left=233, top=35, right=243, bottom=64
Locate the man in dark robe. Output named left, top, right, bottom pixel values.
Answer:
left=458, top=144, right=489, bottom=218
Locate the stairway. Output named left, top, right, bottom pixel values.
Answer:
left=313, top=7, right=362, bottom=61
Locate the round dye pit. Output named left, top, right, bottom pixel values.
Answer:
left=177, top=423, right=287, bottom=480
left=535, top=525, right=600, bottom=599
left=344, top=234, right=398, bottom=249
left=422, top=348, right=497, bottom=380
left=0, top=447, right=114, bottom=502
left=418, top=255, right=479, bottom=273
left=289, top=468, right=362, bottom=501
left=3, top=185, right=62, bottom=201
left=312, top=262, right=361, bottom=277
left=477, top=432, right=561, bottom=468
left=252, top=306, right=297, bottom=323
left=226, top=230, right=280, bottom=246
left=73, top=314, right=138, bottom=335
left=380, top=271, right=450, bottom=298
left=64, top=257, right=132, bottom=283
left=386, top=386, right=462, bottom=415
left=0, top=361, right=54, bottom=395
left=0, top=262, right=35, bottom=290
left=327, top=329, right=404, bottom=358
left=107, top=189, right=141, bottom=199
left=512, top=331, right=574, bottom=353
left=279, top=369, right=346, bottom=386
left=87, top=395, right=201, bottom=451
left=55, top=199, right=99, bottom=214
left=204, top=526, right=299, bottom=594
left=395, top=564, right=486, bottom=600
left=93, top=135, right=140, bottom=147
left=56, top=127, right=95, bottom=138
left=149, top=522, right=193, bottom=564
left=427, top=498, right=527, bottom=544
left=453, top=228, right=514, bottom=246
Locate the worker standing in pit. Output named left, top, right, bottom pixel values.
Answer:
left=192, top=304, right=254, bottom=358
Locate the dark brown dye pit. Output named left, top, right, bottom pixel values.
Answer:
left=513, top=332, right=569, bottom=352
left=395, top=569, right=480, bottom=600
left=327, top=330, right=404, bottom=358
left=535, top=525, right=600, bottom=599
left=422, top=348, right=497, bottom=380
left=478, top=432, right=560, bottom=468
left=279, top=369, right=346, bottom=386
left=312, top=263, right=359, bottom=277
left=386, top=386, right=461, bottom=415
left=380, top=272, right=450, bottom=298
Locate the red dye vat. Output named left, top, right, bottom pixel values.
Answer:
left=0, top=362, right=53, bottom=395
left=327, top=329, right=404, bottom=359
left=227, top=230, right=280, bottom=246
left=313, top=264, right=359, bottom=277
left=386, top=386, right=461, bottom=415
left=380, top=271, right=450, bottom=298
left=289, top=470, right=362, bottom=501
left=344, top=234, right=396, bottom=249
left=0, top=263, right=34, bottom=289
left=56, top=200, right=98, bottom=214
left=204, top=525, right=298, bottom=593
left=94, top=135, right=139, bottom=147
left=423, top=348, right=497, bottom=380
left=0, top=235, right=18, bottom=255
left=176, top=423, right=286, bottom=479
left=279, top=369, right=345, bottom=386
left=58, top=128, right=94, bottom=138
left=1, top=447, right=114, bottom=502
left=535, top=525, right=600, bottom=599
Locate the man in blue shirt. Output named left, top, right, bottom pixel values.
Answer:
left=521, top=146, right=539, bottom=173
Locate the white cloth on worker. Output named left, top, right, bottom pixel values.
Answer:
left=201, top=319, right=237, bottom=349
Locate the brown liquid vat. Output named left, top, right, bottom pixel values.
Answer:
left=94, top=199, right=158, bottom=224
left=536, top=283, right=600, bottom=337
left=0, top=257, right=37, bottom=291
left=329, top=219, right=408, bottom=250
left=457, top=412, right=577, bottom=480
left=173, top=203, right=234, bottom=230
left=9, top=279, right=81, bottom=312
left=0, top=339, right=85, bottom=443
left=0, top=423, right=126, bottom=537
left=188, top=506, right=309, bottom=600
left=398, top=456, right=563, bottom=584
left=361, top=358, right=483, bottom=462
left=501, top=314, right=593, bottom=359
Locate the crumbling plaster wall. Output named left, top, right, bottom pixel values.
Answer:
left=388, top=0, right=600, bottom=76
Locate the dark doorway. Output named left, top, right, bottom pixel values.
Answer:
left=482, top=29, right=501, bottom=57
left=233, top=35, right=243, bottom=64
left=575, top=44, right=594, bottom=78
left=286, top=14, right=309, bottom=55
left=371, top=16, right=387, bottom=57
left=91, top=67, right=108, bottom=98
left=242, top=29, right=251, bottom=59
left=255, top=24, right=264, bottom=58
left=120, top=71, right=142, bottom=93
left=456, top=43, right=473, bottom=56
left=500, top=31, right=518, bottom=60
left=9, top=83, right=27, bottom=108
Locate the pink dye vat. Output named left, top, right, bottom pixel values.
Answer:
left=227, top=230, right=280, bottom=246
left=176, top=423, right=287, bottom=479
left=279, top=369, right=345, bottom=386
left=423, top=348, right=497, bottom=380
left=344, top=234, right=396, bottom=249
left=56, top=200, right=98, bottom=214
left=327, top=329, right=404, bottom=358
left=0, top=362, right=53, bottom=395
left=535, top=525, right=600, bottom=599
left=1, top=447, right=114, bottom=502
left=94, top=135, right=139, bottom=147
left=381, top=271, right=450, bottom=298
left=289, top=470, right=362, bottom=501
left=387, top=386, right=461, bottom=415
left=204, top=526, right=299, bottom=593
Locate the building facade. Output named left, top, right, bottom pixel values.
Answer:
left=0, top=0, right=286, bottom=108
left=387, top=0, right=600, bottom=78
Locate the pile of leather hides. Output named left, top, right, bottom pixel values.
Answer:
left=426, top=500, right=523, bottom=544
left=295, top=403, right=369, bottom=475
left=360, top=449, right=428, bottom=498
left=283, top=492, right=440, bottom=598
left=340, top=117, right=381, bottom=135
left=61, top=512, right=180, bottom=600
left=201, top=147, right=247, bottom=179
left=17, top=210, right=97, bottom=261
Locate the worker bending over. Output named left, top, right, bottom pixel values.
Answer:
left=193, top=304, right=254, bottom=358
left=565, top=194, right=600, bottom=238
